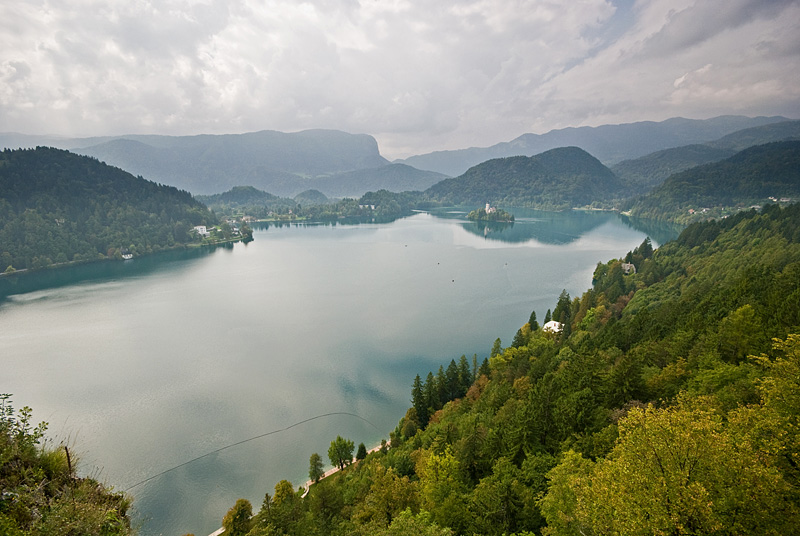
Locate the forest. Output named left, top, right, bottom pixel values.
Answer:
left=217, top=203, right=800, bottom=536
left=628, top=141, right=800, bottom=223
left=0, top=147, right=217, bottom=272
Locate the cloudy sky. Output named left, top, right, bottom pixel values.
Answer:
left=2, top=0, right=799, bottom=158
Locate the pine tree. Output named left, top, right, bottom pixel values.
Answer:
left=529, top=310, right=539, bottom=330
left=412, top=374, right=429, bottom=427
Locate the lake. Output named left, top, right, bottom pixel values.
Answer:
left=0, top=209, right=678, bottom=535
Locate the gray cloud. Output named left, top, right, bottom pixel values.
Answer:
left=0, top=0, right=797, bottom=158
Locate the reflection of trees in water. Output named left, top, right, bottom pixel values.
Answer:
left=456, top=209, right=615, bottom=245
left=0, top=247, right=217, bottom=303
left=618, top=215, right=684, bottom=246
left=252, top=214, right=405, bottom=230
left=463, top=220, right=516, bottom=240
left=433, top=207, right=684, bottom=246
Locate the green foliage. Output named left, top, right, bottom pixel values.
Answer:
left=528, top=310, right=539, bottom=331
left=466, top=207, right=514, bottom=222
left=542, top=395, right=800, bottom=535
left=0, top=147, right=217, bottom=270
left=222, top=498, right=253, bottom=536
left=200, top=185, right=425, bottom=223
left=0, top=395, right=132, bottom=535
left=367, top=508, right=453, bottom=536
left=308, top=452, right=324, bottom=483
left=328, top=435, right=355, bottom=470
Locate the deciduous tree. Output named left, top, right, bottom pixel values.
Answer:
left=328, top=435, right=355, bottom=470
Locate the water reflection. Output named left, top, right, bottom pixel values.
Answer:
left=618, top=214, right=685, bottom=246
left=0, top=247, right=221, bottom=303
left=430, top=207, right=683, bottom=246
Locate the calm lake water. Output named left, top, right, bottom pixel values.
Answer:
left=0, top=209, right=678, bottom=535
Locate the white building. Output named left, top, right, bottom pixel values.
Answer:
left=193, top=225, right=210, bottom=237
left=543, top=320, right=563, bottom=333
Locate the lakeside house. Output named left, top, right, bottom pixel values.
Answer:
left=543, top=320, right=563, bottom=333
left=621, top=262, right=637, bottom=275
left=193, top=225, right=210, bottom=237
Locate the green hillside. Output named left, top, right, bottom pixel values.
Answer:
left=425, top=147, right=623, bottom=210
left=217, top=201, right=800, bottom=536
left=0, top=147, right=217, bottom=271
left=629, top=141, right=800, bottom=222
left=611, top=144, right=736, bottom=193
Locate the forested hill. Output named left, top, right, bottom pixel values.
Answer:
left=611, top=144, right=736, bottom=193
left=219, top=203, right=800, bottom=536
left=424, top=146, right=623, bottom=209
left=0, top=147, right=216, bottom=271
left=628, top=140, right=800, bottom=222
left=611, top=120, right=800, bottom=194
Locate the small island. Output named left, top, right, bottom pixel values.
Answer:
left=467, top=203, right=514, bottom=222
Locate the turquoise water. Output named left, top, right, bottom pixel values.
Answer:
left=0, top=210, right=677, bottom=535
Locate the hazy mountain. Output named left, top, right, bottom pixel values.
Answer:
left=195, top=185, right=281, bottom=206
left=0, top=129, right=390, bottom=195
left=629, top=141, right=800, bottom=222
left=75, top=130, right=389, bottom=195
left=425, top=146, right=623, bottom=209
left=290, top=163, right=447, bottom=198
left=294, top=189, right=330, bottom=205
left=708, top=120, right=800, bottom=152
left=398, top=115, right=790, bottom=176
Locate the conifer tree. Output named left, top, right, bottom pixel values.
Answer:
left=529, top=310, right=539, bottom=330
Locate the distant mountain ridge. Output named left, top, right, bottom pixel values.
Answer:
left=2, top=116, right=796, bottom=200
left=0, top=129, right=393, bottom=196
left=398, top=116, right=790, bottom=176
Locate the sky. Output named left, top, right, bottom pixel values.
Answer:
left=1, top=0, right=799, bottom=159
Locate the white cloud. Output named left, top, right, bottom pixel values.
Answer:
left=0, top=0, right=797, bottom=158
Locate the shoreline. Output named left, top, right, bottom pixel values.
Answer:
left=207, top=439, right=390, bottom=536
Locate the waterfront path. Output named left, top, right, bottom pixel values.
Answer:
left=301, top=440, right=388, bottom=498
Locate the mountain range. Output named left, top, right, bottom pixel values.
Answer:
left=397, top=115, right=791, bottom=177
left=2, top=115, right=796, bottom=199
